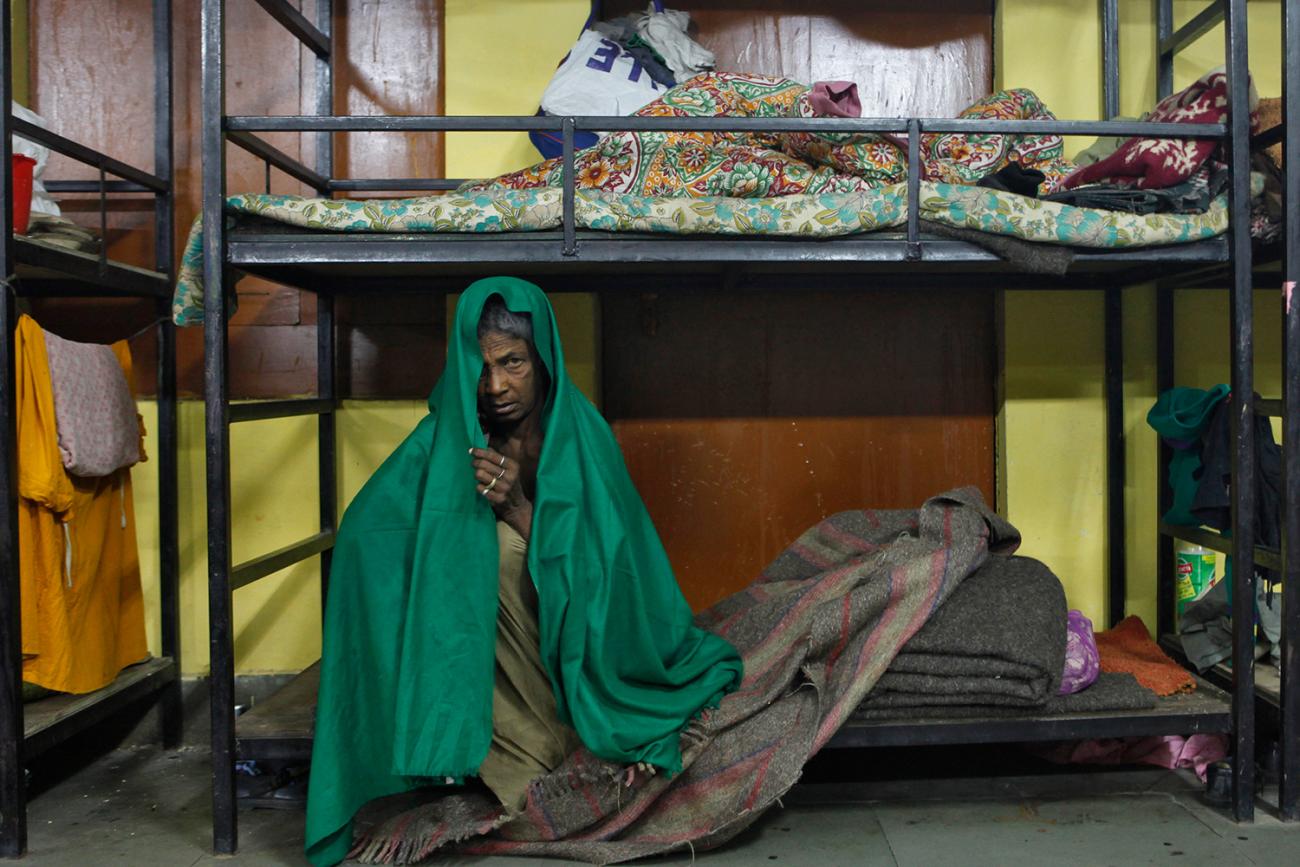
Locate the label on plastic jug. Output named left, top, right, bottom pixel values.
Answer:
left=1176, top=547, right=1217, bottom=612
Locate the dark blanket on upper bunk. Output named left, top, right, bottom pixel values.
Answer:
left=349, top=488, right=1020, bottom=865
left=919, top=220, right=1075, bottom=275
left=859, top=554, right=1068, bottom=712
left=852, top=672, right=1157, bottom=721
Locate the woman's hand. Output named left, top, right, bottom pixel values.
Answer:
left=469, top=447, right=532, bottom=539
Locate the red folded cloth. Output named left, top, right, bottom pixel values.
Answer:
left=809, top=80, right=861, bottom=118
left=1064, top=67, right=1256, bottom=191
left=1094, top=615, right=1195, bottom=697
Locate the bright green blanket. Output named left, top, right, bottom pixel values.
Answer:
left=304, top=277, right=743, bottom=866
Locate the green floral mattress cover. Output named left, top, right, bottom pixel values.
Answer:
left=172, top=178, right=1256, bottom=326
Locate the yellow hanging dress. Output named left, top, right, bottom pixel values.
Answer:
left=16, top=315, right=149, bottom=694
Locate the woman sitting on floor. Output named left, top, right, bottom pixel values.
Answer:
left=304, top=276, right=744, bottom=867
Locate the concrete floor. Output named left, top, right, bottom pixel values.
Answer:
left=18, top=745, right=1300, bottom=866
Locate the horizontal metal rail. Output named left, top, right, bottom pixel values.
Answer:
left=328, top=178, right=466, bottom=192
left=227, top=131, right=329, bottom=193
left=252, top=0, right=329, bottom=58
left=231, top=531, right=336, bottom=591
left=1158, top=521, right=1283, bottom=572
left=1256, top=397, right=1283, bottom=417
left=1254, top=124, right=1283, bottom=151
left=12, top=119, right=168, bottom=192
left=226, top=115, right=1227, bottom=138
left=1159, top=0, right=1224, bottom=57
left=229, top=398, right=335, bottom=423
left=12, top=238, right=170, bottom=298
left=43, top=180, right=156, bottom=194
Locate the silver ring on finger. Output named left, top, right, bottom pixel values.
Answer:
left=499, top=454, right=507, bottom=467
left=495, top=466, right=507, bottom=480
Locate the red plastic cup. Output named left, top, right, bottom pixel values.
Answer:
left=11, top=154, right=35, bottom=235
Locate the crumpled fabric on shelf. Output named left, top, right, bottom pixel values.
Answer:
left=634, top=5, right=714, bottom=79
left=1031, top=734, right=1228, bottom=782
left=1059, top=610, right=1100, bottom=695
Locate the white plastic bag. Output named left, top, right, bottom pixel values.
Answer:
left=540, top=29, right=667, bottom=118
left=635, top=5, right=713, bottom=79
left=11, top=102, right=60, bottom=218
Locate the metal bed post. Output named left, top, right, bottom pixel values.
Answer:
left=1224, top=0, right=1257, bottom=822
left=201, top=0, right=237, bottom=854
left=1155, top=286, right=1176, bottom=641
left=1101, top=0, right=1120, bottom=120
left=316, top=0, right=337, bottom=615
left=1101, top=10, right=1136, bottom=673
left=153, top=0, right=182, bottom=751
left=1156, top=0, right=1174, bottom=100
left=0, top=1, right=23, bottom=855
left=1279, top=0, right=1300, bottom=824
left=1104, top=286, right=1126, bottom=628
left=1100, top=0, right=1123, bottom=629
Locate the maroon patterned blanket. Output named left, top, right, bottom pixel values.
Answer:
left=353, top=487, right=1018, bottom=864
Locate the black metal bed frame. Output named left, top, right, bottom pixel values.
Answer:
left=199, top=0, right=1295, bottom=854
left=0, top=0, right=180, bottom=858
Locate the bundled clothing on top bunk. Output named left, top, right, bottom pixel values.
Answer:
left=466, top=73, right=1074, bottom=197
left=10, top=103, right=101, bottom=253
left=15, top=315, right=149, bottom=695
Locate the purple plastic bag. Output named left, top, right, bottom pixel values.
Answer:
left=1059, top=609, right=1101, bottom=695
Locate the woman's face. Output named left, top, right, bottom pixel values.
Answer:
left=477, top=330, right=542, bottom=427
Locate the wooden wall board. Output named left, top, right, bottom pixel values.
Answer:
left=27, top=0, right=446, bottom=398
left=603, top=288, right=996, bottom=610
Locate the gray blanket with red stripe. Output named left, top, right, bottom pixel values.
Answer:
left=352, top=487, right=1018, bottom=864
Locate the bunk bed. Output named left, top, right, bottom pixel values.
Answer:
left=1150, top=4, right=1300, bottom=819
left=0, top=0, right=179, bottom=858
left=196, top=0, right=1292, bottom=855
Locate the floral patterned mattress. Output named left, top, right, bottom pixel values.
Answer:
left=173, top=73, right=1264, bottom=325
left=171, top=180, right=1248, bottom=327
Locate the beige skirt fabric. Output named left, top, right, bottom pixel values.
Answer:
left=478, top=522, right=583, bottom=811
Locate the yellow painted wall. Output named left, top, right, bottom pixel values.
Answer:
left=999, top=0, right=1284, bottom=629
left=127, top=1, right=1287, bottom=675
left=444, top=0, right=591, bottom=179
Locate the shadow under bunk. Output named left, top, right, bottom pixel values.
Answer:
left=221, top=226, right=1257, bottom=293
left=220, top=225, right=1252, bottom=774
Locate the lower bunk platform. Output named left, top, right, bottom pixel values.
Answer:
left=234, top=661, right=1233, bottom=767
left=22, top=656, right=176, bottom=758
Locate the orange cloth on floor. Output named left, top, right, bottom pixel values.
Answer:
left=16, top=315, right=148, bottom=694
left=1094, top=615, right=1195, bottom=697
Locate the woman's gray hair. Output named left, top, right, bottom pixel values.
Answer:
left=477, top=295, right=534, bottom=343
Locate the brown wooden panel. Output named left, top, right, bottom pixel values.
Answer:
left=603, top=289, right=995, bottom=611
left=333, top=0, right=445, bottom=196
left=27, top=0, right=445, bottom=399
left=605, top=0, right=993, bottom=116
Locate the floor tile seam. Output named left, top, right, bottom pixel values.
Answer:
left=1160, top=787, right=1262, bottom=860
left=873, top=809, right=903, bottom=867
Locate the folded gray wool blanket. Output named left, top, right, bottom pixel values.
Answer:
left=860, top=554, right=1067, bottom=710
left=851, top=672, right=1157, bottom=720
